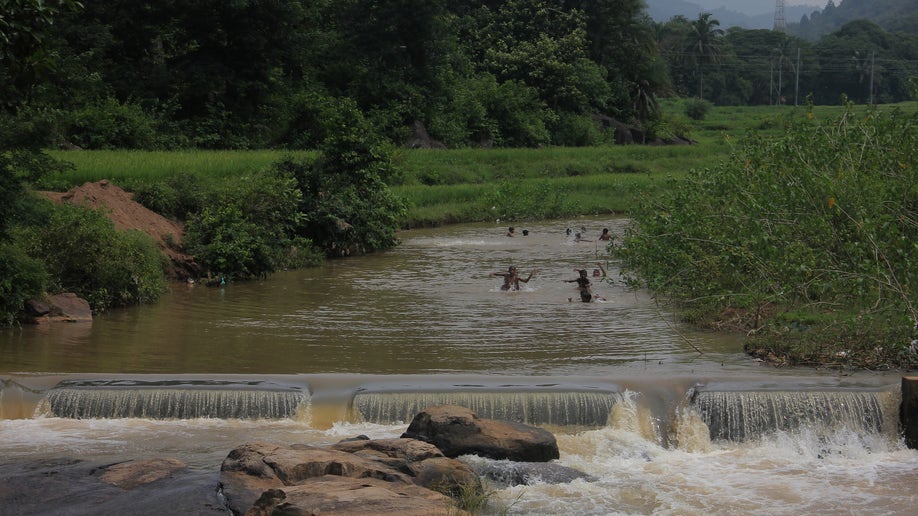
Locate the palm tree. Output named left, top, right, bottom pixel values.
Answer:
left=685, top=12, right=724, bottom=100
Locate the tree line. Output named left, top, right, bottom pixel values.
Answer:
left=3, top=0, right=917, bottom=152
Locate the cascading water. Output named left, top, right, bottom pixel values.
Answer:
left=38, top=380, right=311, bottom=420
left=352, top=390, right=622, bottom=427
left=692, top=389, right=899, bottom=442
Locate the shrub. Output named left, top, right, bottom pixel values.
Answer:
left=613, top=105, right=917, bottom=361
left=131, top=172, right=211, bottom=220
left=19, top=203, right=167, bottom=312
left=0, top=241, right=48, bottom=325
left=278, top=98, right=406, bottom=257
left=684, top=98, right=712, bottom=120
left=65, top=98, right=158, bottom=149
left=550, top=113, right=602, bottom=147
left=184, top=167, right=326, bottom=279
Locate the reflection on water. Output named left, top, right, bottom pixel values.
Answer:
left=1, top=218, right=916, bottom=515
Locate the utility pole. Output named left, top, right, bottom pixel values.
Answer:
left=795, top=47, right=801, bottom=106
left=769, top=62, right=774, bottom=105
left=869, top=51, right=875, bottom=104
left=773, top=0, right=787, bottom=32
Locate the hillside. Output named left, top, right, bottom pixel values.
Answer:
left=645, top=0, right=818, bottom=29
left=790, top=0, right=918, bottom=39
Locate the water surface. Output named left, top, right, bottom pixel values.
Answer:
left=1, top=218, right=914, bottom=515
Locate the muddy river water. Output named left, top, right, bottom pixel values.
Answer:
left=1, top=218, right=916, bottom=514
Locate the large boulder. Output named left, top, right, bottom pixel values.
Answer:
left=220, top=439, right=477, bottom=516
left=245, top=477, right=455, bottom=516
left=21, top=293, right=92, bottom=323
left=401, top=405, right=560, bottom=462
left=331, top=437, right=481, bottom=494
left=0, top=458, right=222, bottom=515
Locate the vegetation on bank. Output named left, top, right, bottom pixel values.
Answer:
left=4, top=100, right=918, bottom=371
left=611, top=102, right=918, bottom=370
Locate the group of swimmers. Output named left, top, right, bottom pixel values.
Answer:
left=490, top=226, right=613, bottom=302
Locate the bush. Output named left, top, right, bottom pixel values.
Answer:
left=185, top=168, right=322, bottom=279
left=684, top=98, right=712, bottom=120
left=550, top=113, right=602, bottom=147
left=279, top=99, right=406, bottom=257
left=0, top=241, right=48, bottom=325
left=65, top=98, right=158, bottom=149
left=131, top=172, right=211, bottom=220
left=19, top=203, right=167, bottom=312
left=613, top=105, right=917, bottom=363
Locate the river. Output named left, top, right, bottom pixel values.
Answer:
left=1, top=218, right=915, bottom=514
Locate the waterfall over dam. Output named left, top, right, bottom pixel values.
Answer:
left=11, top=378, right=311, bottom=420
left=1, top=374, right=905, bottom=444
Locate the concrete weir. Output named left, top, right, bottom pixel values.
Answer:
left=5, top=373, right=918, bottom=446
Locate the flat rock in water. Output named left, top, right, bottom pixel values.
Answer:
left=0, top=458, right=223, bottom=516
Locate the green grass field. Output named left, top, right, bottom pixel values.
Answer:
left=46, top=101, right=918, bottom=226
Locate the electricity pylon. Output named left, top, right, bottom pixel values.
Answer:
left=773, top=0, right=787, bottom=32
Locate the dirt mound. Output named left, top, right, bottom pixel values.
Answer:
left=42, top=180, right=198, bottom=279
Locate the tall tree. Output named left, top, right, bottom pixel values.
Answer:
left=568, top=0, right=668, bottom=120
left=0, top=0, right=83, bottom=109
left=686, top=12, right=724, bottom=100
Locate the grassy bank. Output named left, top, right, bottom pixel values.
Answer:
left=38, top=101, right=918, bottom=369
left=47, top=101, right=917, bottom=228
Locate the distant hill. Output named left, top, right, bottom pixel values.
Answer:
left=789, top=0, right=918, bottom=39
left=645, top=0, right=819, bottom=30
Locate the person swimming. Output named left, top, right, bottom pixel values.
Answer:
left=599, top=228, right=611, bottom=241
left=490, top=265, right=537, bottom=291
left=564, top=269, right=592, bottom=301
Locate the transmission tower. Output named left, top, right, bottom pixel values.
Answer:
left=773, top=0, right=787, bottom=32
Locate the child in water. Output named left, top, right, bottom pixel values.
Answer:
left=566, top=264, right=607, bottom=302
left=490, top=266, right=537, bottom=291
left=565, top=269, right=593, bottom=302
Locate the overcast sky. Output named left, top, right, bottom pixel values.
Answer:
left=691, top=1, right=829, bottom=13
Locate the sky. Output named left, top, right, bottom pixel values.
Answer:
left=690, top=1, right=829, bottom=14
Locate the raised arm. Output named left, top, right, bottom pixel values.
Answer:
left=519, top=269, right=538, bottom=283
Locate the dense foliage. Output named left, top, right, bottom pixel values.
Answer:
left=612, top=104, right=917, bottom=367
left=657, top=14, right=918, bottom=106
left=16, top=0, right=661, bottom=150
left=793, top=0, right=918, bottom=40
left=185, top=100, right=402, bottom=280
left=4, top=1, right=918, bottom=149
left=15, top=202, right=167, bottom=312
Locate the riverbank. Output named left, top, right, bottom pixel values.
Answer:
left=29, top=102, right=918, bottom=370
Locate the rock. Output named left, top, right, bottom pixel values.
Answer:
left=220, top=439, right=475, bottom=516
left=21, top=293, right=92, bottom=324
left=331, top=438, right=482, bottom=496
left=245, top=476, right=457, bottom=516
left=401, top=405, right=560, bottom=462
left=99, top=458, right=187, bottom=490
left=0, top=458, right=223, bottom=515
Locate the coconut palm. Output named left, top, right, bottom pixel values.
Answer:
left=685, top=12, right=724, bottom=100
